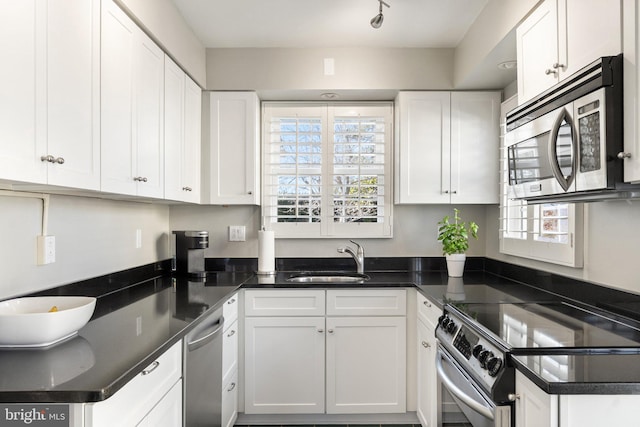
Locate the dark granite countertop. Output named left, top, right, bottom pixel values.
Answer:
left=511, top=353, right=640, bottom=394
left=2, top=258, right=640, bottom=402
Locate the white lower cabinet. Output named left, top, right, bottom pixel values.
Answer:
left=244, top=289, right=407, bottom=415
left=416, top=292, right=440, bottom=427
left=325, top=316, right=406, bottom=414
left=84, top=341, right=182, bottom=427
left=222, top=370, right=239, bottom=427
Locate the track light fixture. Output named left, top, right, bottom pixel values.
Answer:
left=370, top=0, right=390, bottom=29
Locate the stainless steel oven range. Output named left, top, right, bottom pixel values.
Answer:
left=435, top=300, right=640, bottom=427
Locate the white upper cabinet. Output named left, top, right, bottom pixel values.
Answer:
left=164, top=56, right=201, bottom=203
left=101, top=0, right=165, bottom=198
left=517, top=0, right=622, bottom=104
left=623, top=0, right=640, bottom=183
left=0, top=0, right=100, bottom=189
left=203, top=91, right=260, bottom=205
left=395, top=91, right=501, bottom=204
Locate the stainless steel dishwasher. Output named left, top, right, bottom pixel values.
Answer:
left=184, top=307, right=224, bottom=427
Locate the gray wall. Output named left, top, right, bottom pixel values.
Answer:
left=0, top=194, right=170, bottom=300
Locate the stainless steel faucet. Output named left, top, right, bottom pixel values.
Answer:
left=337, top=240, right=365, bottom=274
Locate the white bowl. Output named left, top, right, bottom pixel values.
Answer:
left=0, top=296, right=96, bottom=348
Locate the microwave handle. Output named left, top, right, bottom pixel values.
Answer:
left=548, top=107, right=576, bottom=192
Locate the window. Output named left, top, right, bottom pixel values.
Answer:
left=499, top=96, right=583, bottom=267
left=262, top=103, right=393, bottom=238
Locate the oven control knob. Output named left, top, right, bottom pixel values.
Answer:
left=438, top=315, right=448, bottom=328
left=446, top=320, right=457, bottom=334
left=478, top=350, right=494, bottom=369
left=472, top=344, right=484, bottom=359
left=487, top=357, right=503, bottom=377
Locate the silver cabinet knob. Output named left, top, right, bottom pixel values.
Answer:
left=423, top=301, right=432, bottom=308
left=422, top=341, right=430, bottom=349
left=443, top=190, right=450, bottom=194
left=227, top=298, right=236, bottom=305
left=552, top=63, right=565, bottom=69
left=545, top=68, right=558, bottom=75
left=54, top=157, right=65, bottom=164
left=318, top=329, right=324, bottom=333
left=508, top=393, right=520, bottom=401
left=134, top=177, right=148, bottom=182
left=182, top=186, right=192, bottom=191
left=41, top=155, right=54, bottom=163
left=618, top=152, right=632, bottom=159
left=248, top=191, right=253, bottom=195
left=451, top=190, right=457, bottom=194
left=328, top=329, right=334, bottom=334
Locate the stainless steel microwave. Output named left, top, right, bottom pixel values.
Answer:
left=505, top=55, right=627, bottom=203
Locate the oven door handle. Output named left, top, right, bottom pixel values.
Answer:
left=436, top=351, right=495, bottom=421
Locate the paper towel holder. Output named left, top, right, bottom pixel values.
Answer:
left=257, top=227, right=276, bottom=275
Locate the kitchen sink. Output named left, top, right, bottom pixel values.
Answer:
left=286, top=273, right=370, bottom=283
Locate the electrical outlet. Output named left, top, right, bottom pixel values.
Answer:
left=37, top=235, right=56, bottom=265
left=228, top=225, right=246, bottom=242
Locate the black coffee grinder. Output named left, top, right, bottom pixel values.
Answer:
left=173, top=230, right=209, bottom=278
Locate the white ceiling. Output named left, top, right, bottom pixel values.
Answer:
left=172, top=0, right=490, bottom=49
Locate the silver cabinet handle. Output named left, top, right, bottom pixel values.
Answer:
left=227, top=329, right=236, bottom=337
left=508, top=393, right=520, bottom=401
left=318, top=329, right=324, bottom=333
left=545, top=68, right=558, bottom=75
left=443, top=190, right=449, bottom=194
left=182, top=186, right=192, bottom=191
left=40, top=155, right=65, bottom=165
left=227, top=298, right=236, bottom=305
left=422, top=341, right=431, bottom=349
left=141, top=360, right=160, bottom=376
left=618, top=152, right=632, bottom=159
left=227, top=382, right=236, bottom=392
left=552, top=63, right=565, bottom=70
left=423, top=300, right=432, bottom=308
left=134, top=177, right=148, bottom=182
left=328, top=329, right=334, bottom=334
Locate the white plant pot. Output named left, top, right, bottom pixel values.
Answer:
left=445, top=254, right=466, bottom=277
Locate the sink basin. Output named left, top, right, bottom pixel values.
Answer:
left=0, top=296, right=96, bottom=348
left=287, top=273, right=370, bottom=283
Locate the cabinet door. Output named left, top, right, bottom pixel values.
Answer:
left=182, top=76, right=202, bottom=203
left=326, top=316, right=406, bottom=414
left=164, top=57, right=202, bottom=203
left=0, top=0, right=46, bottom=183
left=560, top=0, right=621, bottom=79
left=101, top=0, right=164, bottom=198
left=514, top=371, right=558, bottom=427
left=395, top=92, right=451, bottom=203
left=46, top=0, right=100, bottom=190
left=137, top=379, right=183, bottom=427
left=206, top=91, right=260, bottom=204
left=244, top=316, right=325, bottom=414
left=623, top=0, right=640, bottom=182
left=133, top=31, right=164, bottom=198
left=417, top=319, right=437, bottom=427
left=222, top=370, right=239, bottom=427
left=100, top=0, right=137, bottom=195
left=164, top=56, right=186, bottom=201
left=516, top=0, right=560, bottom=104
left=450, top=92, right=501, bottom=204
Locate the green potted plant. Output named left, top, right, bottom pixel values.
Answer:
left=437, top=208, right=478, bottom=277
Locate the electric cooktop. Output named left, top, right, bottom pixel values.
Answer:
left=447, top=301, right=640, bottom=353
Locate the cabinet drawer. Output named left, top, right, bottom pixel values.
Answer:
left=245, top=290, right=326, bottom=316
left=87, top=341, right=182, bottom=427
left=222, top=370, right=239, bottom=427
left=222, top=318, right=238, bottom=386
left=326, top=289, right=407, bottom=316
left=224, top=292, right=239, bottom=326
left=417, top=292, right=441, bottom=328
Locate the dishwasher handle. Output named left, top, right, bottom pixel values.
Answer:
left=187, top=316, right=225, bottom=352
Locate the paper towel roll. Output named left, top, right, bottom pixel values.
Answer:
left=258, top=230, right=275, bottom=274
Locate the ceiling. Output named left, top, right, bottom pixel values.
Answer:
left=172, top=0, right=490, bottom=49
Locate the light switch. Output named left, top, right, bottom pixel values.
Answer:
left=229, top=226, right=246, bottom=242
